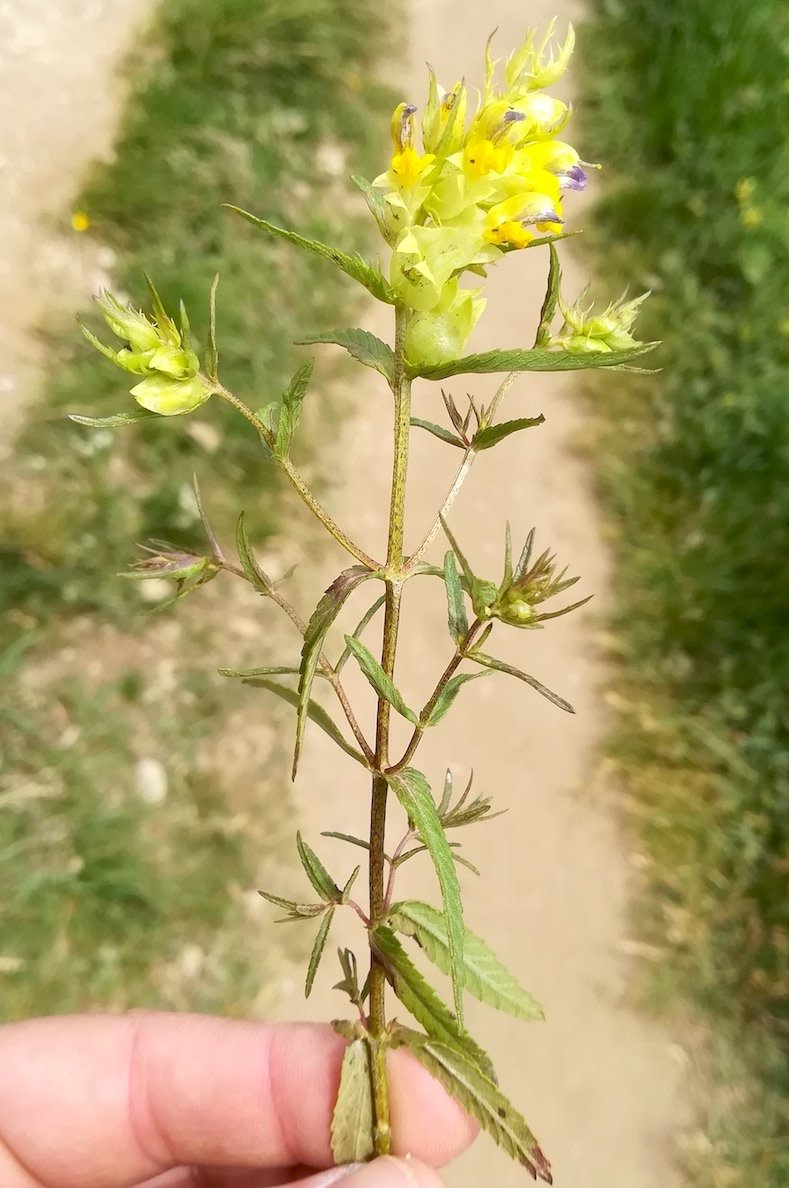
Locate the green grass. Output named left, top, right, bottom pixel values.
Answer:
left=1, top=0, right=395, bottom=1018
left=579, top=0, right=788, bottom=1183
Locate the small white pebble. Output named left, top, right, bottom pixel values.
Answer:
left=134, top=757, right=168, bottom=805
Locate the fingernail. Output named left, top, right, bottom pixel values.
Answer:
left=310, top=1164, right=365, bottom=1188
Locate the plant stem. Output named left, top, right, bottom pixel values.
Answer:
left=367, top=305, right=411, bottom=1155
left=216, top=382, right=380, bottom=570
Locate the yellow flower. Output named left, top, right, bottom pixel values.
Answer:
left=484, top=189, right=564, bottom=247
left=71, top=210, right=90, bottom=233
left=391, top=145, right=436, bottom=188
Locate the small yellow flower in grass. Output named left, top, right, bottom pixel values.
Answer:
left=71, top=210, right=90, bottom=233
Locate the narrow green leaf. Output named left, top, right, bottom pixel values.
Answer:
left=385, top=768, right=465, bottom=1020
left=340, top=865, right=361, bottom=904
left=469, top=652, right=575, bottom=714
left=408, top=341, right=659, bottom=381
left=331, top=1038, right=376, bottom=1164
left=143, top=272, right=171, bottom=328
left=305, top=907, right=335, bottom=997
left=69, top=409, right=159, bottom=428
left=443, top=551, right=468, bottom=645
left=206, top=272, right=220, bottom=380
left=335, top=594, right=386, bottom=673
left=344, top=636, right=418, bottom=725
left=224, top=205, right=395, bottom=303
left=219, top=665, right=304, bottom=680
left=258, top=890, right=326, bottom=920
left=296, top=330, right=395, bottom=383
left=235, top=512, right=273, bottom=596
left=296, top=832, right=341, bottom=902
left=321, top=831, right=371, bottom=853
left=388, top=900, right=544, bottom=1021
left=275, top=358, right=314, bottom=459
left=373, top=927, right=493, bottom=1079
left=439, top=515, right=474, bottom=588
left=513, top=528, right=535, bottom=583
left=249, top=678, right=367, bottom=766
left=423, top=671, right=489, bottom=728
left=294, top=566, right=372, bottom=777
left=351, top=174, right=388, bottom=235
left=392, top=1028, right=552, bottom=1182
left=411, top=418, right=464, bottom=448
left=535, top=242, right=562, bottom=347
left=471, top=415, right=545, bottom=452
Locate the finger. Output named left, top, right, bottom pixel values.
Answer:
left=141, top=1157, right=447, bottom=1188
left=0, top=1014, right=476, bottom=1188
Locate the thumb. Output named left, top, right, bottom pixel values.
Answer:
left=306, top=1156, right=446, bottom=1188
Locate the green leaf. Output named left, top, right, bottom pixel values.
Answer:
left=249, top=678, right=367, bottom=766
left=331, top=1038, right=376, bottom=1163
left=258, top=890, right=326, bottom=921
left=439, top=515, right=475, bottom=588
left=351, top=174, right=388, bottom=235
left=469, top=652, right=575, bottom=714
left=344, top=636, right=418, bottom=725
left=340, top=865, right=361, bottom=904
left=235, top=512, right=273, bottom=597
left=219, top=665, right=304, bottom=680
left=422, top=671, right=489, bottom=728
left=275, top=358, right=314, bottom=458
left=335, top=594, right=387, bottom=673
left=442, top=551, right=469, bottom=646
left=373, top=927, right=493, bottom=1079
left=392, top=1028, right=552, bottom=1182
left=321, top=831, right=371, bottom=853
left=411, top=418, right=464, bottom=448
left=294, top=566, right=373, bottom=777
left=408, top=341, right=659, bottom=381
left=296, top=329, right=394, bottom=383
left=387, top=901, right=544, bottom=1021
left=471, top=414, right=545, bottom=451
left=224, top=205, right=395, bottom=304
left=535, top=242, right=561, bottom=348
left=296, top=832, right=341, bottom=902
left=68, top=409, right=159, bottom=428
left=385, top=768, right=465, bottom=1020
left=207, top=272, right=220, bottom=380
left=305, top=907, right=335, bottom=997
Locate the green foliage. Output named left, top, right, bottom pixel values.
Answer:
left=296, top=330, right=396, bottom=382
left=535, top=243, right=562, bottom=347
left=422, top=672, right=489, bottom=727
left=236, top=677, right=367, bottom=766
left=442, top=551, right=468, bottom=645
left=305, top=907, right=336, bottom=996
left=471, top=415, right=545, bottom=451
left=274, top=360, right=315, bottom=459
left=469, top=652, right=575, bottom=714
left=409, top=341, right=657, bottom=380
left=385, top=768, right=465, bottom=1020
left=296, top=832, right=342, bottom=902
left=387, top=900, right=544, bottom=1020
left=343, top=636, right=418, bottom=725
left=581, top=0, right=789, bottom=1181
left=331, top=1039, right=376, bottom=1163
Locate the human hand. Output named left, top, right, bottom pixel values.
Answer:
left=0, top=1012, right=477, bottom=1188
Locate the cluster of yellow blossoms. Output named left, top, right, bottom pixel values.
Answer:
left=373, top=23, right=595, bottom=365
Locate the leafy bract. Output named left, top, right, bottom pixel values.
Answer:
left=385, top=768, right=465, bottom=1020
left=295, top=566, right=373, bottom=777
left=296, top=832, right=341, bottom=902
left=393, top=1027, right=552, bottom=1183
left=535, top=242, right=562, bottom=348
left=331, top=1039, right=376, bottom=1163
left=224, top=205, right=395, bottom=304
left=235, top=512, right=273, bottom=597
left=305, top=907, right=335, bottom=997
left=343, top=636, right=418, bottom=725
left=408, top=341, right=659, bottom=381
left=471, top=415, right=545, bottom=452
left=443, top=550, right=468, bottom=645
left=469, top=651, right=574, bottom=714
left=275, top=359, right=314, bottom=458
left=296, top=330, right=395, bottom=383
left=387, top=900, right=544, bottom=1021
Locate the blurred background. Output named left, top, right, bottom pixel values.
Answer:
left=0, top=1, right=786, bottom=1186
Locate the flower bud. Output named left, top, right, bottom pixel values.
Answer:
left=405, top=282, right=485, bottom=366
left=505, top=21, right=575, bottom=93
left=551, top=289, right=650, bottom=354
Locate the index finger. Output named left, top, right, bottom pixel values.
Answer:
left=0, top=1013, right=477, bottom=1187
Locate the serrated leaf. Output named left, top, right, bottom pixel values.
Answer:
left=331, top=1038, right=376, bottom=1164
left=69, top=409, right=159, bottom=428
left=294, top=566, right=373, bottom=778
left=471, top=415, right=545, bottom=451
left=275, top=358, right=314, bottom=459
left=408, top=341, right=659, bottom=381
left=235, top=512, right=273, bottom=597
left=335, top=594, right=387, bottom=673
left=249, top=678, right=367, bottom=766
left=373, top=927, right=493, bottom=1079
left=296, top=329, right=395, bottom=383
left=305, top=907, right=335, bottom=997
left=392, top=1028, right=552, bottom=1182
left=224, top=206, right=395, bottom=304
left=385, top=768, right=464, bottom=1020
left=443, top=551, right=469, bottom=645
left=297, top=832, right=341, bottom=902
left=469, top=652, right=575, bottom=714
left=422, top=671, right=489, bottom=728
left=535, top=242, right=562, bottom=348
left=387, top=901, right=544, bottom=1021
left=344, top=636, right=418, bottom=725
left=411, top=418, right=464, bottom=448
left=258, top=890, right=326, bottom=920
left=340, top=865, right=361, bottom=903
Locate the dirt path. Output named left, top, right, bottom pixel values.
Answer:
left=0, top=0, right=155, bottom=457
left=284, top=2, right=690, bottom=1184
